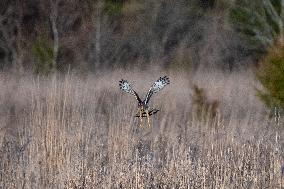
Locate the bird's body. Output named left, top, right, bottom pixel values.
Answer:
left=134, top=108, right=159, bottom=117
left=119, top=76, right=170, bottom=127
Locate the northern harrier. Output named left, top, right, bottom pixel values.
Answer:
left=119, top=76, right=170, bottom=127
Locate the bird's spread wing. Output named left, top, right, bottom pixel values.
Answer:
left=119, top=79, right=142, bottom=103
left=144, top=76, right=170, bottom=104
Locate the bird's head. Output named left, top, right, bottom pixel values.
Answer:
left=138, top=102, right=144, bottom=109
left=138, top=102, right=148, bottom=111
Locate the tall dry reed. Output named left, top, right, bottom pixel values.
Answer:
left=0, top=70, right=283, bottom=188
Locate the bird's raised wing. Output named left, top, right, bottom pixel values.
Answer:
left=144, top=76, right=170, bottom=104
left=119, top=79, right=142, bottom=103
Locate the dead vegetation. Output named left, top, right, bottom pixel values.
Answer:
left=0, top=70, right=283, bottom=188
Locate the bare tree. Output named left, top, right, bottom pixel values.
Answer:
left=0, top=9, right=12, bottom=68
left=49, top=0, right=59, bottom=71
left=279, top=0, right=284, bottom=44
left=87, top=0, right=104, bottom=70
left=0, top=0, right=24, bottom=71
left=95, top=0, right=103, bottom=69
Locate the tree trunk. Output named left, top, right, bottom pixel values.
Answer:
left=10, top=0, right=24, bottom=73
left=95, top=0, right=102, bottom=69
left=50, top=0, right=59, bottom=72
left=280, top=0, right=284, bottom=44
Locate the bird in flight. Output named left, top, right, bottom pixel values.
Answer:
left=119, top=76, right=170, bottom=127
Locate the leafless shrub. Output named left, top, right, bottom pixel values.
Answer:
left=191, top=84, right=219, bottom=121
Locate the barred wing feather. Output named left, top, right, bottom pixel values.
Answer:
left=119, top=79, right=142, bottom=102
left=144, top=76, right=170, bottom=104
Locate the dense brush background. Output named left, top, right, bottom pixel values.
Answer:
left=1, top=0, right=284, bottom=188
left=0, top=0, right=252, bottom=72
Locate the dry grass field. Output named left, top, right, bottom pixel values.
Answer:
left=0, top=70, right=283, bottom=188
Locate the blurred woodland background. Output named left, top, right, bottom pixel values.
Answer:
left=1, top=0, right=284, bottom=188
left=0, top=0, right=278, bottom=74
